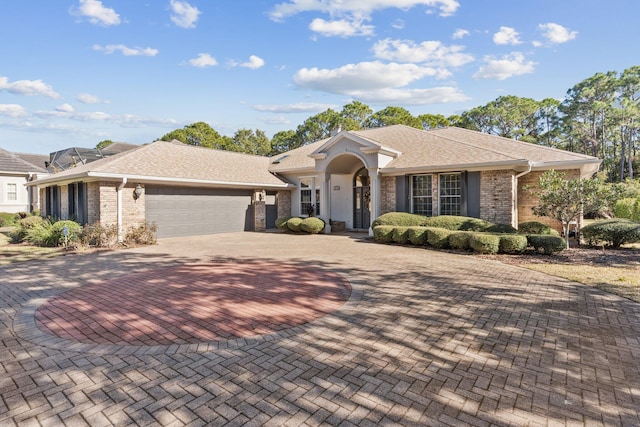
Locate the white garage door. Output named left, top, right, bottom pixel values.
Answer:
left=145, top=186, right=254, bottom=238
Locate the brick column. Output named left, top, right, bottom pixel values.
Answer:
left=254, top=190, right=266, bottom=232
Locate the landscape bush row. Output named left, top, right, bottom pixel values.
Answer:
left=9, top=216, right=157, bottom=248
left=275, top=216, right=326, bottom=234
left=373, top=213, right=640, bottom=253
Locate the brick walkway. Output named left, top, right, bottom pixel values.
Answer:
left=1, top=232, right=639, bottom=426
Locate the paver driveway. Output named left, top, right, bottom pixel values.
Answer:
left=1, top=232, right=639, bottom=426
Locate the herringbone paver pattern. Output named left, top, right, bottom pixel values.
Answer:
left=1, top=232, right=639, bottom=426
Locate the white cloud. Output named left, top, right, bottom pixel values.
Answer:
left=0, top=104, right=28, bottom=118
left=253, top=103, right=338, bottom=113
left=473, top=52, right=535, bottom=80
left=392, top=19, right=405, bottom=30
left=56, top=103, right=74, bottom=113
left=293, top=61, right=468, bottom=104
left=71, top=0, right=121, bottom=26
left=349, top=87, right=469, bottom=105
left=372, top=38, right=474, bottom=68
left=309, top=18, right=375, bottom=37
left=77, top=93, right=108, bottom=104
left=269, top=0, right=460, bottom=21
left=169, top=0, right=201, bottom=29
left=452, top=28, right=469, bottom=39
left=538, top=23, right=577, bottom=44
left=229, top=55, right=265, bottom=69
left=188, top=53, right=218, bottom=68
left=93, top=44, right=159, bottom=57
left=0, top=76, right=60, bottom=98
left=493, top=26, right=522, bottom=45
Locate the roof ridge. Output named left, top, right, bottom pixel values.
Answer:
left=435, top=127, right=598, bottom=160
left=162, top=139, right=273, bottom=160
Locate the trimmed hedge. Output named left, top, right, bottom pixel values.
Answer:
left=499, top=234, right=528, bottom=254
left=286, top=217, right=303, bottom=232
left=448, top=231, right=474, bottom=251
left=424, top=215, right=493, bottom=231
left=581, top=218, right=640, bottom=248
left=407, top=227, right=428, bottom=246
left=301, top=217, right=325, bottom=234
left=426, top=227, right=451, bottom=249
left=518, top=221, right=560, bottom=236
left=275, top=216, right=292, bottom=230
left=372, top=212, right=430, bottom=227
left=373, top=225, right=395, bottom=243
left=470, top=234, right=500, bottom=254
left=392, top=226, right=411, bottom=244
left=485, top=224, right=517, bottom=234
left=528, top=234, right=566, bottom=254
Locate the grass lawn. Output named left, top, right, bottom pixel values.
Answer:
left=522, top=261, right=640, bottom=302
left=0, top=230, right=66, bottom=265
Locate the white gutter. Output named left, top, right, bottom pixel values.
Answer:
left=117, top=177, right=127, bottom=243
left=515, top=161, right=532, bottom=179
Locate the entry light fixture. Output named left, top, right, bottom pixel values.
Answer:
left=133, top=184, right=144, bottom=200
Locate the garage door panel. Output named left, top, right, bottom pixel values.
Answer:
left=145, top=186, right=254, bottom=238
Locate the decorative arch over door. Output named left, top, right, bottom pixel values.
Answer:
left=353, top=168, right=371, bottom=229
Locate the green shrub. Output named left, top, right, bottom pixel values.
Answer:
left=426, top=227, right=451, bottom=249
left=301, top=217, right=325, bottom=234
left=275, top=216, right=292, bottom=230
left=16, top=212, right=29, bottom=219
left=10, top=215, right=45, bottom=242
left=613, top=198, right=640, bottom=221
left=81, top=223, right=119, bottom=248
left=528, top=234, right=566, bottom=254
left=372, top=212, right=429, bottom=227
left=499, top=234, right=528, bottom=254
left=518, top=221, right=560, bottom=236
left=391, top=226, right=411, bottom=244
left=407, top=227, right=428, bottom=246
left=20, top=215, right=44, bottom=228
left=448, top=231, right=473, bottom=251
left=469, top=234, right=500, bottom=254
left=581, top=219, right=640, bottom=248
left=24, top=219, right=82, bottom=247
left=423, top=215, right=493, bottom=231
left=485, top=224, right=517, bottom=234
left=50, top=220, right=83, bottom=247
left=373, top=225, right=395, bottom=243
left=0, top=212, right=18, bottom=227
left=125, top=222, right=157, bottom=245
left=287, top=217, right=303, bottom=232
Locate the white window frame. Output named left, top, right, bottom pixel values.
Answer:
left=410, top=174, right=433, bottom=216
left=299, top=176, right=320, bottom=217
left=6, top=183, right=18, bottom=201
left=438, top=173, right=462, bottom=216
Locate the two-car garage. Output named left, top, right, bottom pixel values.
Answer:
left=145, top=186, right=255, bottom=238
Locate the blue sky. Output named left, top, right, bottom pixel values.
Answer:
left=1, top=0, right=638, bottom=154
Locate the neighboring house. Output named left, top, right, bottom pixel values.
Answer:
left=0, top=148, right=48, bottom=213
left=29, top=125, right=601, bottom=239
left=46, top=142, right=138, bottom=173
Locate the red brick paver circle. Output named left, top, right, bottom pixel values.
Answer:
left=35, top=262, right=351, bottom=346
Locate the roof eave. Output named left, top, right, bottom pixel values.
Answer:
left=380, top=159, right=531, bottom=176
left=28, top=172, right=294, bottom=190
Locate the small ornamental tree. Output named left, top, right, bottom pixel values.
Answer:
left=528, top=170, right=611, bottom=249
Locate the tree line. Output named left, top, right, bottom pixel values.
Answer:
left=144, top=65, right=640, bottom=183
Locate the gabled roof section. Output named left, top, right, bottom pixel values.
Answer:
left=0, top=147, right=48, bottom=174
left=309, top=130, right=402, bottom=159
left=267, top=124, right=601, bottom=176
left=31, top=140, right=290, bottom=188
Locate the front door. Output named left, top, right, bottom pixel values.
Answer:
left=354, top=168, right=370, bottom=229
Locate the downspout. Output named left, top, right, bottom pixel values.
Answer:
left=514, top=162, right=533, bottom=228
left=117, top=177, right=127, bottom=243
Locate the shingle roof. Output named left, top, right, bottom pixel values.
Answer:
left=14, top=152, right=49, bottom=171
left=0, top=147, right=48, bottom=174
left=32, top=140, right=290, bottom=188
left=268, top=125, right=600, bottom=173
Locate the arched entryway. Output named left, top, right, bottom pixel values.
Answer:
left=353, top=168, right=371, bottom=229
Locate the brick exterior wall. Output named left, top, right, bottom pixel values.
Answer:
left=480, top=170, right=516, bottom=226
left=254, top=191, right=266, bottom=231
left=277, top=190, right=291, bottom=218
left=517, top=169, right=582, bottom=233
left=380, top=176, right=396, bottom=214
left=88, top=181, right=145, bottom=229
